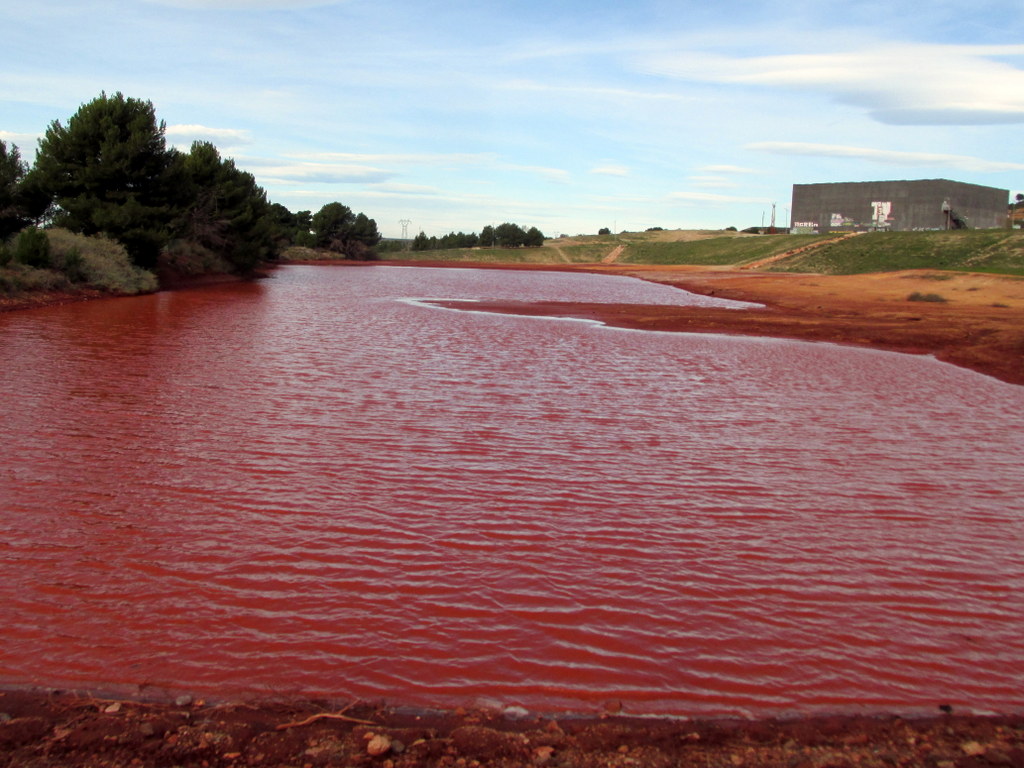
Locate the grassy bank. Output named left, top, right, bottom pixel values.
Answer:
left=768, top=229, right=1024, bottom=275
left=378, top=228, right=1024, bottom=276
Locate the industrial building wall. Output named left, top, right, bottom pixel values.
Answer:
left=790, top=179, right=1008, bottom=233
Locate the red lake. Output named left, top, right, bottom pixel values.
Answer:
left=1, top=264, right=1022, bottom=718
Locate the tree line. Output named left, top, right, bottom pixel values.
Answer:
left=410, top=222, right=545, bottom=251
left=1, top=92, right=381, bottom=293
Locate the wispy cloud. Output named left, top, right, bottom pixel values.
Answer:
left=493, top=161, right=571, bottom=183
left=0, top=130, right=39, bottom=148
left=687, top=176, right=738, bottom=188
left=282, top=151, right=504, bottom=170
left=700, top=164, right=757, bottom=174
left=499, top=78, right=696, bottom=105
left=669, top=191, right=771, bottom=204
left=243, top=157, right=396, bottom=185
left=143, top=0, right=345, bottom=9
left=590, top=165, right=630, bottom=177
left=362, top=183, right=443, bottom=198
left=165, top=124, right=252, bottom=148
left=747, top=142, right=1024, bottom=172
left=639, top=42, right=1024, bottom=125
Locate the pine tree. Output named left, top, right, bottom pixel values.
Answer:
left=0, top=141, right=31, bottom=240
left=179, top=141, right=277, bottom=273
left=28, top=92, right=184, bottom=269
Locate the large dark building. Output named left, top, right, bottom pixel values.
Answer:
left=790, top=179, right=1009, bottom=233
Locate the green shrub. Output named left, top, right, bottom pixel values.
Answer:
left=45, top=228, right=157, bottom=294
left=907, top=291, right=948, bottom=303
left=14, top=227, right=51, bottom=268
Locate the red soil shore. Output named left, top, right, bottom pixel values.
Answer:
left=2, top=689, right=1022, bottom=768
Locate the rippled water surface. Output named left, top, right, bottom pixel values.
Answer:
left=2, top=265, right=1023, bottom=717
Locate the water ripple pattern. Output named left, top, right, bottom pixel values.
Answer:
left=1, top=265, right=1022, bottom=717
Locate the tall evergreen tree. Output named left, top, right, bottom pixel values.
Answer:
left=178, top=141, right=277, bottom=273
left=0, top=140, right=29, bottom=240
left=28, top=92, right=184, bottom=269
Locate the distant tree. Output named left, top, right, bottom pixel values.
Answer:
left=312, top=202, right=381, bottom=258
left=524, top=226, right=545, bottom=247
left=268, top=202, right=303, bottom=247
left=438, top=231, right=478, bottom=249
left=598, top=227, right=611, bottom=235
left=479, top=224, right=495, bottom=247
left=28, top=92, right=185, bottom=269
left=494, top=222, right=526, bottom=247
left=293, top=209, right=315, bottom=246
left=411, top=231, right=431, bottom=251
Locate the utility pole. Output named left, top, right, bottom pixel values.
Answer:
left=399, top=219, right=411, bottom=250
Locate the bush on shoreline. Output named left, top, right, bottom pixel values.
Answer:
left=0, top=228, right=157, bottom=296
left=45, top=229, right=158, bottom=294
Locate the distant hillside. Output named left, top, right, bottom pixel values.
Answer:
left=380, top=228, right=1024, bottom=276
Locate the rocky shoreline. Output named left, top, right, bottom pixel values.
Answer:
left=2, top=689, right=1022, bottom=768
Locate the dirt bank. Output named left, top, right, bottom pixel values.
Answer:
left=430, top=264, right=1024, bottom=387
left=2, top=689, right=1022, bottom=768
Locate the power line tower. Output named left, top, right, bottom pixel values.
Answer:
left=398, top=219, right=411, bottom=251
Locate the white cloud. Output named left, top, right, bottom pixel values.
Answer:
left=0, top=130, right=39, bottom=148
left=747, top=142, right=1024, bottom=172
left=251, top=161, right=395, bottom=185
left=362, top=183, right=443, bottom=197
left=257, top=151, right=568, bottom=185
left=494, top=161, right=571, bottom=183
left=687, top=176, right=738, bottom=188
left=590, top=165, right=630, bottom=177
left=499, top=78, right=696, bottom=105
left=143, top=0, right=344, bottom=9
left=700, top=164, right=757, bottom=174
left=639, top=42, right=1024, bottom=125
left=669, top=191, right=771, bottom=204
left=284, top=151, right=491, bottom=168
left=165, top=124, right=252, bottom=147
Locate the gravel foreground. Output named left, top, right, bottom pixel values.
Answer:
left=1, top=690, right=1022, bottom=768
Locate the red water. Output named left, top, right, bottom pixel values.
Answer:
left=2, top=265, right=1023, bottom=718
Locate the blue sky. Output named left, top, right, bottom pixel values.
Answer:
left=2, top=0, right=1023, bottom=238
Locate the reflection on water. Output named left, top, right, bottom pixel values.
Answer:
left=1, top=265, right=1022, bottom=717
